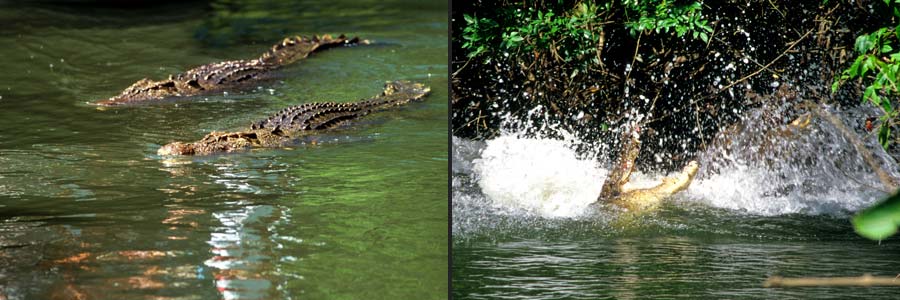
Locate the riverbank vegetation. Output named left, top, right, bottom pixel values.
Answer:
left=452, top=0, right=896, bottom=170
left=452, top=0, right=900, bottom=238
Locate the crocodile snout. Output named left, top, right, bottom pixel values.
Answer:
left=158, top=142, right=194, bottom=156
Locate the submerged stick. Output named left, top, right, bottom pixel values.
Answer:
left=764, top=274, right=900, bottom=287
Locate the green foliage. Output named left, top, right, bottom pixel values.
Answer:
left=462, top=2, right=606, bottom=67
left=841, top=0, right=900, bottom=242
left=460, top=1, right=712, bottom=66
left=461, top=14, right=500, bottom=59
left=622, top=0, right=712, bottom=42
left=832, top=19, right=900, bottom=149
left=853, top=189, right=900, bottom=240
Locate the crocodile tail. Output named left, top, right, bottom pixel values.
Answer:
left=257, top=34, right=366, bottom=66
left=359, top=81, right=431, bottom=111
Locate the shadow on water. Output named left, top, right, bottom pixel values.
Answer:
left=0, top=1, right=209, bottom=36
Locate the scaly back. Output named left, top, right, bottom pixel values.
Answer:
left=249, top=81, right=431, bottom=134
left=257, top=34, right=364, bottom=67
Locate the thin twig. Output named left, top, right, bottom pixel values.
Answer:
left=646, top=25, right=818, bottom=125
left=624, top=31, right=643, bottom=84
left=452, top=57, right=475, bottom=78
left=764, top=274, right=900, bottom=287
left=718, top=27, right=815, bottom=92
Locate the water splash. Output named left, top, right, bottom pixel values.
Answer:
left=457, top=129, right=675, bottom=220
left=473, top=134, right=605, bottom=218
left=454, top=103, right=898, bottom=229
left=684, top=104, right=897, bottom=215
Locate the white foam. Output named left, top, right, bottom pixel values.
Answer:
left=465, top=132, right=887, bottom=218
left=684, top=164, right=883, bottom=216
left=474, top=135, right=605, bottom=218
left=458, top=104, right=896, bottom=219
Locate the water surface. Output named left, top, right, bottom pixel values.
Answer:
left=452, top=115, right=900, bottom=299
left=0, top=1, right=448, bottom=299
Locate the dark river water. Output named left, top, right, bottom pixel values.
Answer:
left=0, top=0, right=448, bottom=299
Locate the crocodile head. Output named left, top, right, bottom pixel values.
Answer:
left=610, top=160, right=700, bottom=211
left=158, top=131, right=260, bottom=156
left=383, top=80, right=429, bottom=96
left=96, top=78, right=181, bottom=106
left=157, top=142, right=195, bottom=156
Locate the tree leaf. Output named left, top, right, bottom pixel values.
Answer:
left=856, top=35, right=871, bottom=53
left=464, top=14, right=475, bottom=24
left=881, top=97, right=894, bottom=112
left=864, top=85, right=877, bottom=104
left=880, top=123, right=892, bottom=149
left=855, top=189, right=900, bottom=240
left=862, top=56, right=875, bottom=77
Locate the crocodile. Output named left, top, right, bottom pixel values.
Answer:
left=594, top=125, right=700, bottom=211
left=157, top=80, right=430, bottom=156
left=95, top=34, right=366, bottom=106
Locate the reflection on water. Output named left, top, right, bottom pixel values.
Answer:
left=3, top=207, right=211, bottom=299
left=207, top=204, right=279, bottom=299
left=455, top=236, right=900, bottom=299
left=0, top=0, right=448, bottom=298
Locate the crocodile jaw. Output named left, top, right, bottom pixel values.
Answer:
left=612, top=160, right=700, bottom=211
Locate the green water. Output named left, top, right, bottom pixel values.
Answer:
left=0, top=1, right=448, bottom=299
left=452, top=137, right=900, bottom=299
left=452, top=212, right=900, bottom=299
